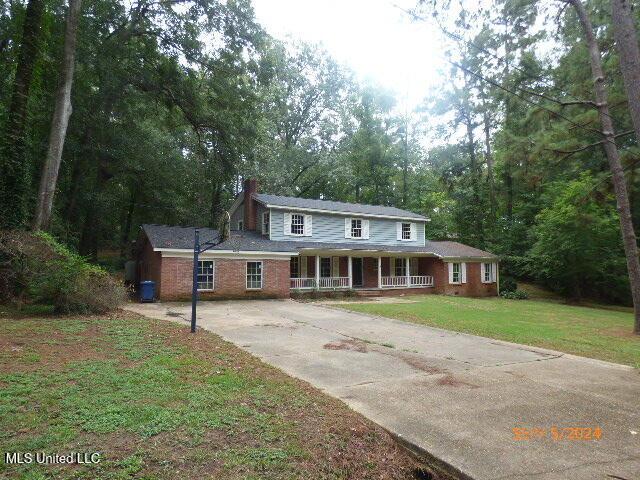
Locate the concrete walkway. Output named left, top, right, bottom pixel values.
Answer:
left=126, top=299, right=640, bottom=480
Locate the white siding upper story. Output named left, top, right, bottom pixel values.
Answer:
left=269, top=208, right=426, bottom=247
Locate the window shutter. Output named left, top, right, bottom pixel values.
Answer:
left=363, top=220, right=370, bottom=239
left=345, top=218, right=351, bottom=238
left=332, top=257, right=339, bottom=277
left=410, top=223, right=416, bottom=241
left=305, top=214, right=312, bottom=236
left=461, top=263, right=467, bottom=283
left=492, top=262, right=497, bottom=282
left=261, top=212, right=266, bottom=235
left=480, top=263, right=486, bottom=283
left=448, top=263, right=454, bottom=284
left=301, top=256, right=307, bottom=278
left=396, top=222, right=402, bottom=240
left=391, top=258, right=396, bottom=277
left=284, top=212, right=291, bottom=235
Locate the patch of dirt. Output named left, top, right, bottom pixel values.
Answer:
left=323, top=339, right=368, bottom=353
left=396, top=354, right=448, bottom=375
left=436, top=374, right=479, bottom=389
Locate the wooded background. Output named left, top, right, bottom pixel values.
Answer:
left=1, top=0, right=640, bottom=307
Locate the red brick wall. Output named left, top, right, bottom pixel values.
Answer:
left=434, top=260, right=498, bottom=297
left=362, top=257, right=379, bottom=288
left=158, top=257, right=291, bottom=301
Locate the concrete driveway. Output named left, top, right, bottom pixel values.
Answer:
left=127, top=299, right=640, bottom=480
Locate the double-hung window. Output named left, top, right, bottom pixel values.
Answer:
left=262, top=212, right=270, bottom=235
left=483, top=263, right=493, bottom=283
left=452, top=263, right=461, bottom=283
left=401, top=223, right=411, bottom=240
left=197, top=260, right=215, bottom=291
left=291, top=214, right=305, bottom=235
left=246, top=261, right=263, bottom=289
left=351, top=219, right=362, bottom=238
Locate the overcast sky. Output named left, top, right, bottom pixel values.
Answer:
left=252, top=0, right=450, bottom=112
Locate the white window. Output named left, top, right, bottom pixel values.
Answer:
left=262, top=211, right=270, bottom=235
left=482, top=262, right=496, bottom=283
left=345, top=218, right=369, bottom=239
left=448, top=262, right=466, bottom=284
left=284, top=212, right=312, bottom=236
left=397, top=222, right=415, bottom=241
left=197, top=260, right=214, bottom=291
left=291, top=214, right=304, bottom=235
left=320, top=257, right=331, bottom=278
left=290, top=257, right=300, bottom=278
left=452, top=263, right=461, bottom=283
left=246, top=261, right=263, bottom=289
left=351, top=218, right=362, bottom=238
left=402, top=223, right=411, bottom=240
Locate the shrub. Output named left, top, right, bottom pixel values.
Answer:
left=499, top=276, right=517, bottom=294
left=500, top=289, right=529, bottom=300
left=0, top=231, right=127, bottom=313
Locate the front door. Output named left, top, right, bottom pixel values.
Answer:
left=352, top=257, right=363, bottom=287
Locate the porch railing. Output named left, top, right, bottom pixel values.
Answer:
left=318, top=277, right=350, bottom=289
left=290, top=277, right=350, bottom=289
left=410, top=275, right=434, bottom=287
left=290, top=278, right=316, bottom=289
left=380, top=275, right=434, bottom=288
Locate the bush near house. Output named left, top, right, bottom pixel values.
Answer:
left=0, top=231, right=126, bottom=313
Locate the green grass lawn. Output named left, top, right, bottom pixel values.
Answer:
left=337, top=295, right=640, bottom=368
left=0, top=309, right=418, bottom=479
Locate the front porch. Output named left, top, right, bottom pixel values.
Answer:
left=289, top=254, right=436, bottom=292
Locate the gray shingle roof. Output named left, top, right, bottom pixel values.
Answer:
left=141, top=224, right=219, bottom=250
left=141, top=225, right=497, bottom=259
left=253, top=193, right=427, bottom=220
left=425, top=241, right=497, bottom=259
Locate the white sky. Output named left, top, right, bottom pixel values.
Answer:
left=251, top=0, right=450, bottom=113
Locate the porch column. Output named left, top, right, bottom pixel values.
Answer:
left=348, top=256, right=353, bottom=289
left=378, top=257, right=382, bottom=288
left=315, top=255, right=320, bottom=290
left=405, top=257, right=410, bottom=287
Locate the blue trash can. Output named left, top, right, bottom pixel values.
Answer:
left=140, top=281, right=155, bottom=302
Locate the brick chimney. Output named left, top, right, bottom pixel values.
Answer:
left=243, top=178, right=258, bottom=231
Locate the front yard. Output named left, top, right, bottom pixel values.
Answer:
left=337, top=295, right=640, bottom=368
left=0, top=309, right=419, bottom=479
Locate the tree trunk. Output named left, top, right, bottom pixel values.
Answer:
left=120, top=182, right=137, bottom=258
left=32, top=0, right=82, bottom=231
left=611, top=0, right=640, bottom=144
left=568, top=0, right=640, bottom=334
left=483, top=111, right=497, bottom=216
left=0, top=0, right=45, bottom=229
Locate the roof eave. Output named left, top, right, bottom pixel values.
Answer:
left=263, top=203, right=428, bottom=222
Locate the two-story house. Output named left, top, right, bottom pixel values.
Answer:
left=137, top=179, right=499, bottom=300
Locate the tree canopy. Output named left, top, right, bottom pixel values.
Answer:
left=1, top=0, right=640, bottom=307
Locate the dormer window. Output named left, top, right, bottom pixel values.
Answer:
left=291, top=214, right=304, bottom=235
left=351, top=219, right=362, bottom=238
left=401, top=223, right=411, bottom=240
left=262, top=211, right=270, bottom=235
